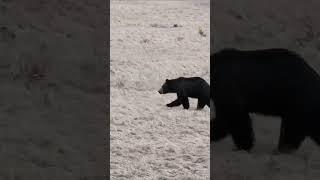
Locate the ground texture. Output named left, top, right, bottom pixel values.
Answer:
left=110, top=0, right=210, bottom=179
left=0, top=0, right=106, bottom=179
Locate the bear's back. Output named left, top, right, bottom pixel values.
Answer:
left=210, top=48, right=320, bottom=115
left=211, top=48, right=320, bottom=86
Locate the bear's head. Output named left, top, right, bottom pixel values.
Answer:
left=158, top=78, right=182, bottom=94
left=158, top=79, right=173, bottom=94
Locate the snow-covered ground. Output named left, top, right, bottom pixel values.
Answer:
left=110, top=0, right=210, bottom=179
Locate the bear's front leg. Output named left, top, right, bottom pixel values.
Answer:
left=179, top=97, right=189, bottom=109
left=211, top=117, right=229, bottom=142
left=230, top=112, right=255, bottom=152
left=177, top=90, right=189, bottom=109
left=166, top=99, right=181, bottom=107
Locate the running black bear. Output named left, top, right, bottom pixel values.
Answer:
left=158, top=77, right=210, bottom=110
left=211, top=48, right=320, bottom=153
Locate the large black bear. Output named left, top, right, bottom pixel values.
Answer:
left=158, top=77, right=210, bottom=109
left=211, top=48, right=320, bottom=153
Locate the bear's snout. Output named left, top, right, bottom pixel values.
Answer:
left=158, top=88, right=163, bottom=94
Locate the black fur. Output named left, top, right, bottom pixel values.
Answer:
left=211, top=48, right=320, bottom=153
left=158, top=77, right=210, bottom=110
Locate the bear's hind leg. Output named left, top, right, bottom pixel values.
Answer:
left=206, top=100, right=210, bottom=107
left=277, top=117, right=306, bottom=154
left=197, top=99, right=206, bottom=110
left=310, top=135, right=320, bottom=146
